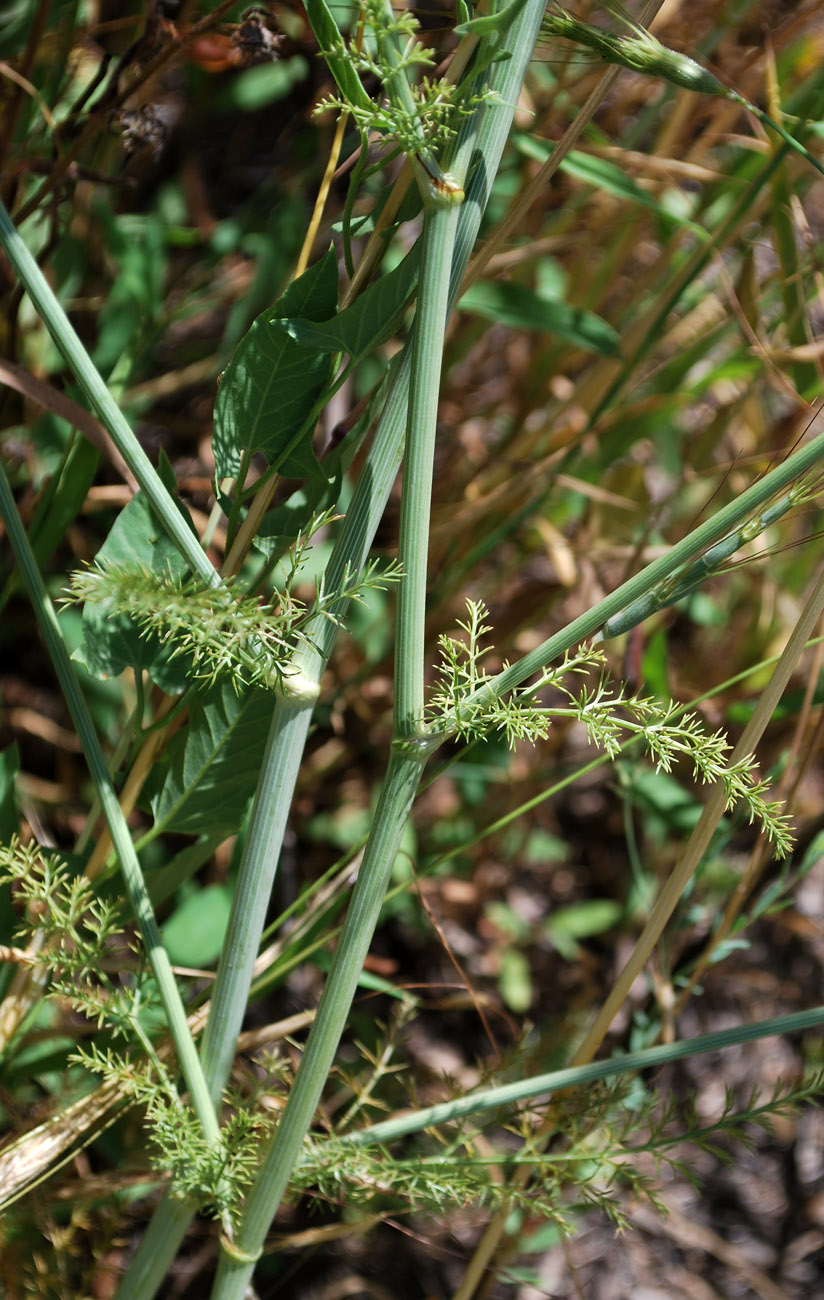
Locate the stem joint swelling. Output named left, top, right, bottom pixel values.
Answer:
left=219, top=1235, right=262, bottom=1266
left=390, top=731, right=441, bottom=758
left=282, top=671, right=322, bottom=703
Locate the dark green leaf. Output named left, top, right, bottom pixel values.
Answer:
left=147, top=835, right=228, bottom=908
left=213, top=247, right=339, bottom=480
left=29, top=435, right=98, bottom=569
left=499, top=947, right=532, bottom=1012
left=215, top=58, right=309, bottom=112
left=0, top=744, right=19, bottom=843
left=544, top=900, right=621, bottom=962
left=150, top=681, right=273, bottom=837
left=460, top=280, right=618, bottom=354
left=77, top=458, right=200, bottom=691
left=276, top=249, right=419, bottom=359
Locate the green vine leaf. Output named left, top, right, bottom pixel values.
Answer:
left=149, top=680, right=273, bottom=838
left=213, top=246, right=339, bottom=481
left=276, top=248, right=420, bottom=360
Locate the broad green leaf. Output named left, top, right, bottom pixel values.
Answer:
left=460, top=280, right=618, bottom=354
left=161, top=884, right=233, bottom=967
left=147, top=835, right=227, bottom=907
left=28, top=434, right=98, bottom=570
left=252, top=474, right=342, bottom=558
left=215, top=58, right=309, bottom=112
left=522, top=828, right=568, bottom=865
left=213, top=247, right=339, bottom=480
left=77, top=457, right=200, bottom=691
left=485, top=899, right=531, bottom=942
left=624, top=767, right=702, bottom=837
left=150, top=681, right=273, bottom=838
left=275, top=249, right=419, bottom=359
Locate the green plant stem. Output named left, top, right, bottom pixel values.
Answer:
left=601, top=482, right=815, bottom=637
left=210, top=746, right=428, bottom=1299
left=208, top=124, right=468, bottom=1300
left=395, top=196, right=463, bottom=735
left=199, top=690, right=317, bottom=1102
left=447, top=426, right=824, bottom=729
left=327, top=1003, right=824, bottom=1147
left=0, top=200, right=218, bottom=588
left=0, top=463, right=220, bottom=1149
left=116, top=4, right=551, bottom=1293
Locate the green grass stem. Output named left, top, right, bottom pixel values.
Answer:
left=394, top=195, right=463, bottom=736
left=601, top=481, right=816, bottom=637
left=199, top=691, right=318, bottom=1103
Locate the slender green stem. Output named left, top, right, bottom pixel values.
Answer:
left=394, top=196, right=463, bottom=736
left=602, top=481, right=815, bottom=638
left=543, top=4, right=824, bottom=178
left=331, top=1004, right=824, bottom=1147
left=199, top=688, right=318, bottom=1103
left=117, top=4, right=551, bottom=1293
left=207, top=153, right=467, bottom=1300
left=0, top=200, right=218, bottom=588
left=446, top=427, right=824, bottom=728
left=0, top=464, right=220, bottom=1148
left=210, top=747, right=427, bottom=1299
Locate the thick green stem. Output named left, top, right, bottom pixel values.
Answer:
left=206, top=126, right=468, bottom=1297
left=117, top=3, right=548, bottom=1293
left=206, top=178, right=466, bottom=1300
left=199, top=687, right=318, bottom=1102
left=394, top=196, right=463, bottom=736
left=209, top=747, right=427, bottom=1299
